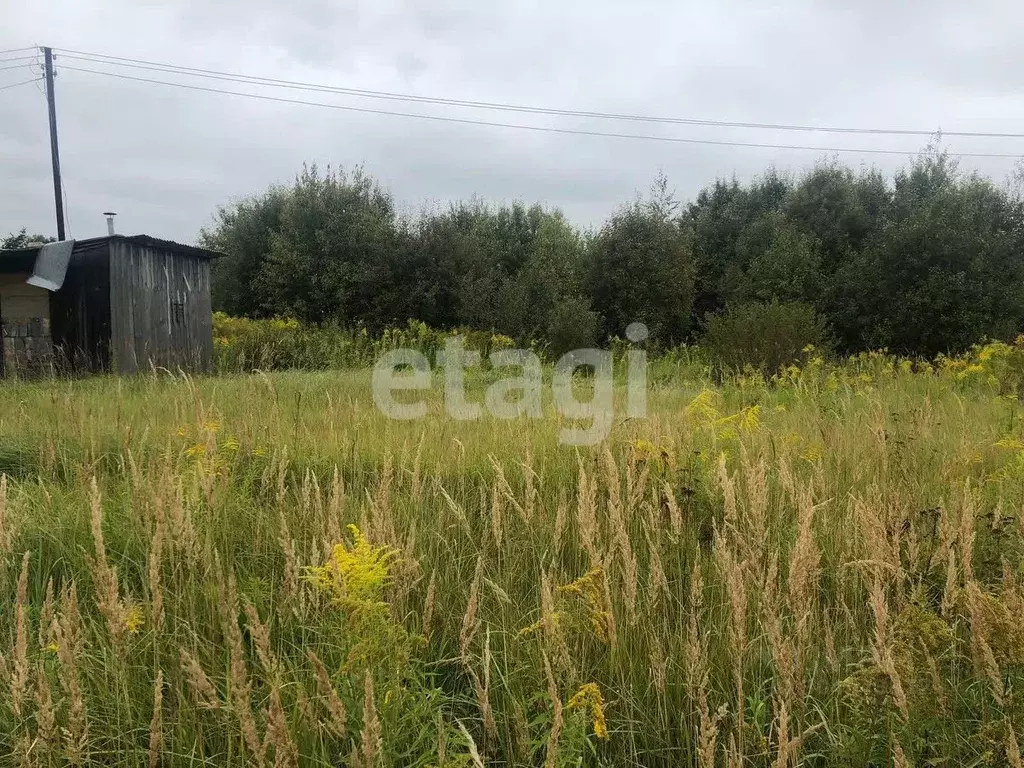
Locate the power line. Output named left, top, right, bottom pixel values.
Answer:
left=0, top=77, right=42, bottom=92
left=59, top=64, right=1024, bottom=159
left=0, top=55, right=39, bottom=64
left=55, top=47, right=1024, bottom=141
left=0, top=62, right=34, bottom=73
left=0, top=46, right=36, bottom=57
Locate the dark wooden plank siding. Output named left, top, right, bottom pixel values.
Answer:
left=109, top=241, right=213, bottom=373
left=50, top=240, right=112, bottom=372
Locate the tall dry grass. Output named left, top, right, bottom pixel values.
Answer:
left=1, top=346, right=1024, bottom=764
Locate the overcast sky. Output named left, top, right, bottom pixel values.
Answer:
left=2, top=0, right=1023, bottom=243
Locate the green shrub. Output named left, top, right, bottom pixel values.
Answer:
left=699, top=300, right=830, bottom=373
left=546, top=295, right=600, bottom=357
left=212, top=313, right=528, bottom=372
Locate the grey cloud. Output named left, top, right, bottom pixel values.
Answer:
left=1, top=0, right=1022, bottom=243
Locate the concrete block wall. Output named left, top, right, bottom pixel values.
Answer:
left=1, top=317, right=55, bottom=378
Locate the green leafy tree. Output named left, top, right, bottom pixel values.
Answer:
left=586, top=186, right=697, bottom=344
left=407, top=200, right=585, bottom=340
left=1, top=229, right=55, bottom=249
left=720, top=212, right=823, bottom=305
left=201, top=152, right=1024, bottom=359
left=201, top=188, right=287, bottom=317
left=784, top=162, right=890, bottom=266
left=782, top=163, right=891, bottom=349
left=682, top=169, right=791, bottom=319
left=410, top=199, right=505, bottom=331
left=499, top=208, right=586, bottom=339
left=203, top=165, right=402, bottom=326
left=860, top=154, right=1024, bottom=354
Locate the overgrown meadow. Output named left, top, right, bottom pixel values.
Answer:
left=5, top=339, right=1024, bottom=765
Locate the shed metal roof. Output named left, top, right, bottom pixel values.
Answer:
left=76, top=235, right=223, bottom=260
left=2, top=235, right=221, bottom=263
left=1, top=234, right=222, bottom=283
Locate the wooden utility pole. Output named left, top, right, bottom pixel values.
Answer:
left=42, top=46, right=66, bottom=240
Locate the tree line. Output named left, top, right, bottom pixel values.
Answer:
left=199, top=152, right=1024, bottom=357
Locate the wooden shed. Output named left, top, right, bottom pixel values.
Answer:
left=0, top=235, right=218, bottom=377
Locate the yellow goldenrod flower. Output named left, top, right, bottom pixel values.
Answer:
left=124, top=604, right=145, bottom=634
left=631, top=439, right=670, bottom=466
left=632, top=439, right=659, bottom=458
left=307, top=525, right=399, bottom=608
left=739, top=405, right=761, bottom=432
left=800, top=442, right=823, bottom=463
left=567, top=682, right=609, bottom=740
left=557, top=569, right=609, bottom=642
left=685, top=389, right=722, bottom=425
left=515, top=612, right=561, bottom=639
left=489, top=333, right=514, bottom=350
left=994, top=438, right=1024, bottom=451
left=956, top=364, right=986, bottom=381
